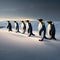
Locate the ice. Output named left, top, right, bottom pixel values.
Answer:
left=0, top=21, right=60, bottom=60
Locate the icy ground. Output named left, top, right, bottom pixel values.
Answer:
left=0, top=28, right=60, bottom=60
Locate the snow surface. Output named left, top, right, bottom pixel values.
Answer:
left=0, top=21, right=60, bottom=60
left=0, top=28, right=60, bottom=60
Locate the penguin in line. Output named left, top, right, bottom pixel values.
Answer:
left=21, top=21, right=26, bottom=34
left=14, top=21, right=20, bottom=33
left=7, top=21, right=12, bottom=31
left=26, top=20, right=35, bottom=37
left=38, top=19, right=47, bottom=41
left=47, top=21, right=56, bottom=40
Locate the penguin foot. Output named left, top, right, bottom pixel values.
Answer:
left=39, top=39, right=43, bottom=41
left=52, top=38, right=57, bottom=40
left=28, top=35, right=31, bottom=37
left=32, top=34, right=35, bottom=36
left=16, top=31, right=20, bottom=33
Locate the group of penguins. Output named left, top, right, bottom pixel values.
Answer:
left=7, top=19, right=56, bottom=41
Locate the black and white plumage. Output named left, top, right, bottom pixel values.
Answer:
left=47, top=21, right=56, bottom=40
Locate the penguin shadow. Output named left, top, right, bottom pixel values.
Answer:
left=16, top=31, right=21, bottom=33
left=34, top=35, right=41, bottom=38
left=11, top=33, right=27, bottom=38
left=30, top=35, right=41, bottom=39
left=53, top=39, right=60, bottom=41
left=38, top=37, right=60, bottom=42
left=44, top=38, right=60, bottom=42
left=20, top=31, right=40, bottom=38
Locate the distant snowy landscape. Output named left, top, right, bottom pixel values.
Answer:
left=0, top=21, right=60, bottom=60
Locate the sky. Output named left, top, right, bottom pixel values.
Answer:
left=0, top=0, right=60, bottom=21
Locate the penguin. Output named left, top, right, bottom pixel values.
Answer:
left=21, top=21, right=26, bottom=34
left=26, top=20, right=35, bottom=37
left=47, top=21, right=56, bottom=40
left=38, top=19, right=47, bottom=41
left=14, top=21, right=20, bottom=32
left=7, top=21, right=12, bottom=31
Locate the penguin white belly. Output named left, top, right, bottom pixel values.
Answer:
left=38, top=23, right=42, bottom=32
left=14, top=23, right=17, bottom=31
left=26, top=23, right=29, bottom=32
left=21, top=23, right=24, bottom=33
left=38, top=22, right=44, bottom=38
left=47, top=24, right=51, bottom=38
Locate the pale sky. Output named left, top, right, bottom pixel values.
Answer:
left=0, top=0, right=60, bottom=21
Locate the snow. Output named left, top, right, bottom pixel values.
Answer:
left=0, top=28, right=60, bottom=60
left=0, top=21, right=60, bottom=60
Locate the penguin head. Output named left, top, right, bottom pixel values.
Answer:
left=14, top=21, right=16, bottom=23
left=38, top=19, right=44, bottom=24
left=47, top=21, right=52, bottom=25
left=7, top=21, right=10, bottom=23
left=21, top=21, right=24, bottom=23
left=7, top=21, right=9, bottom=22
left=26, top=20, right=29, bottom=23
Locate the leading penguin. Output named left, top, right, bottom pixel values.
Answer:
left=47, top=21, right=56, bottom=40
